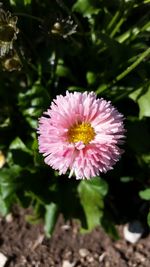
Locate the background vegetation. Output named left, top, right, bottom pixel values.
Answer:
left=0, top=0, right=150, bottom=237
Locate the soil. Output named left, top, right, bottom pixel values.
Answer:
left=0, top=206, right=150, bottom=267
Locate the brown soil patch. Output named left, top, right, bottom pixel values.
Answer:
left=0, top=207, right=150, bottom=267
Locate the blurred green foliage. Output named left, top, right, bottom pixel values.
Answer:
left=0, top=0, right=150, bottom=236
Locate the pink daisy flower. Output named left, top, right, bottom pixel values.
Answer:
left=37, top=91, right=125, bottom=179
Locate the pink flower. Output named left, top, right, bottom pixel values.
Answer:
left=37, top=91, right=125, bottom=179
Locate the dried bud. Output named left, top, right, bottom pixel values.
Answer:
left=0, top=8, right=19, bottom=57
left=1, top=50, right=22, bottom=71
left=46, top=15, right=77, bottom=39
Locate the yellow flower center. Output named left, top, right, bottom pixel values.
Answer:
left=68, top=122, right=95, bottom=145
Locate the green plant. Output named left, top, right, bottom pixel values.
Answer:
left=0, top=0, right=150, bottom=236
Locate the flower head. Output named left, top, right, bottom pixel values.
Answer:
left=37, top=91, right=125, bottom=179
left=0, top=8, right=19, bottom=57
left=42, top=14, right=77, bottom=40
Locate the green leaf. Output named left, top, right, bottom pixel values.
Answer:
left=0, top=165, right=20, bottom=215
left=78, top=177, right=108, bottom=231
left=0, top=196, right=9, bottom=216
left=10, top=0, right=18, bottom=4
left=147, top=212, right=150, bottom=227
left=129, top=86, right=150, bottom=119
left=24, top=0, right=31, bottom=4
left=86, top=72, right=97, bottom=85
left=0, top=118, right=10, bottom=128
left=0, top=166, right=21, bottom=199
left=120, top=176, right=134, bottom=183
left=10, top=0, right=32, bottom=5
left=101, top=217, right=119, bottom=240
left=8, top=137, right=33, bottom=168
left=138, top=87, right=150, bottom=119
left=56, top=60, right=75, bottom=82
left=141, top=154, right=150, bottom=165
left=139, top=188, right=150, bottom=200
left=9, top=137, right=32, bottom=154
left=25, top=213, right=41, bottom=224
left=18, top=81, right=48, bottom=129
left=73, top=0, right=100, bottom=16
left=44, top=203, right=58, bottom=237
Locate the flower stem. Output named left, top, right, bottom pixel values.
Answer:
left=115, top=47, right=150, bottom=82
left=14, top=13, right=43, bottom=23
left=96, top=47, right=150, bottom=95
left=110, top=17, right=125, bottom=38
